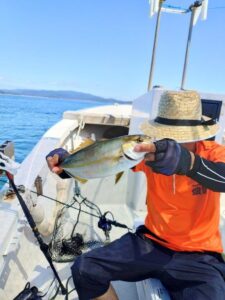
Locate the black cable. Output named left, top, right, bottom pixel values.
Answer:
left=70, top=196, right=86, bottom=238
left=48, top=284, right=60, bottom=300
left=75, top=187, right=103, bottom=217
left=40, top=277, right=56, bottom=299
left=83, top=198, right=103, bottom=217
left=103, top=211, right=115, bottom=221
left=65, top=276, right=76, bottom=300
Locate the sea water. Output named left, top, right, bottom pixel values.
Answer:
left=0, top=94, right=116, bottom=187
left=0, top=94, right=115, bottom=162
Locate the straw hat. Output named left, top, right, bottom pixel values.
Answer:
left=140, top=90, right=219, bottom=143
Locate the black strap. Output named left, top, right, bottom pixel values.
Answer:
left=13, top=282, right=42, bottom=300
left=154, top=117, right=216, bottom=126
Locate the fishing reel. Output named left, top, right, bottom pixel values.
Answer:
left=98, top=213, right=112, bottom=234
left=98, top=213, right=112, bottom=242
left=98, top=212, right=130, bottom=242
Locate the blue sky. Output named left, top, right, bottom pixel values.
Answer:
left=0, top=0, right=224, bottom=100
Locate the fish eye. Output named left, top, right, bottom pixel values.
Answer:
left=136, top=137, right=143, bottom=143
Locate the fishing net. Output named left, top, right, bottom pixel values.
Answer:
left=48, top=184, right=106, bottom=263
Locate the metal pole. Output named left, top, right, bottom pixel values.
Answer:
left=147, top=0, right=164, bottom=92
left=181, top=2, right=201, bottom=90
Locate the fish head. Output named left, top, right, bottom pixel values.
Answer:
left=122, top=135, right=152, bottom=160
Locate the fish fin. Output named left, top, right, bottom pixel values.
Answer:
left=70, top=138, right=95, bottom=154
left=115, top=171, right=124, bottom=184
left=74, top=176, right=88, bottom=184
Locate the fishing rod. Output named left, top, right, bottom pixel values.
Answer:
left=0, top=152, right=67, bottom=295
left=6, top=172, right=67, bottom=295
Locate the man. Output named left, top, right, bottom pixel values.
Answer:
left=47, top=90, right=225, bottom=300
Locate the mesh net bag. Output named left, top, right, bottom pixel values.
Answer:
left=48, top=194, right=105, bottom=263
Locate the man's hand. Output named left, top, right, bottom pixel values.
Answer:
left=46, top=148, right=70, bottom=178
left=134, top=142, right=156, bottom=162
left=46, top=154, right=63, bottom=175
left=134, top=139, right=193, bottom=176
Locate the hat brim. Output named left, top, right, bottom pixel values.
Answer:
left=140, top=116, right=220, bottom=143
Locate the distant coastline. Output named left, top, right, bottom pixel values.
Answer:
left=0, top=89, right=132, bottom=104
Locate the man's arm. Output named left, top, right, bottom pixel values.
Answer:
left=134, top=139, right=225, bottom=193
left=187, top=156, right=225, bottom=192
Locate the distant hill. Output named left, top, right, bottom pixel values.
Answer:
left=0, top=89, right=131, bottom=104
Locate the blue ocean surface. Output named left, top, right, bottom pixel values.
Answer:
left=0, top=94, right=115, bottom=163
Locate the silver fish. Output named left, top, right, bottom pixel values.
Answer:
left=60, top=135, right=152, bottom=180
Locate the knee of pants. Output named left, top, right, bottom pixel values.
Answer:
left=71, top=255, right=86, bottom=288
left=71, top=255, right=100, bottom=288
left=71, top=255, right=110, bottom=300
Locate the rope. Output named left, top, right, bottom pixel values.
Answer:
left=0, top=178, right=102, bottom=219
left=0, top=178, right=131, bottom=231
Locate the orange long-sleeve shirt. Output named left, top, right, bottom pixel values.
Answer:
left=134, top=141, right=225, bottom=253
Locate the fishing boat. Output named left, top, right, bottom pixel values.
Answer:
left=0, top=1, right=224, bottom=299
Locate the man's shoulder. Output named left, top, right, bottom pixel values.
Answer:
left=197, top=140, right=225, bottom=161
left=197, top=140, right=224, bottom=150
